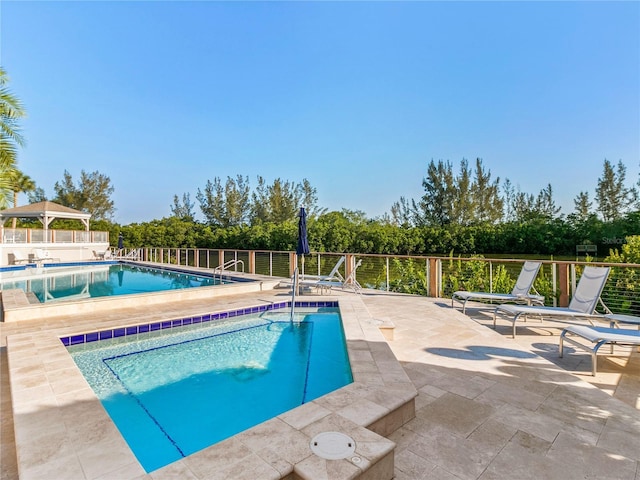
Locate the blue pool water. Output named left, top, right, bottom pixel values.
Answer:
left=68, top=308, right=352, bottom=472
left=0, top=263, right=231, bottom=303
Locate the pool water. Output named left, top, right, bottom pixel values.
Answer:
left=0, top=263, right=226, bottom=303
left=68, top=308, right=352, bottom=472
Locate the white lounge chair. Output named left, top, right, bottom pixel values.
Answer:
left=93, top=249, right=113, bottom=260
left=302, top=259, right=363, bottom=294
left=278, top=256, right=346, bottom=290
left=300, top=256, right=346, bottom=283
left=33, top=248, right=61, bottom=263
left=493, top=266, right=611, bottom=338
left=559, top=325, right=640, bottom=376
left=452, top=261, right=544, bottom=313
left=10, top=251, right=31, bottom=265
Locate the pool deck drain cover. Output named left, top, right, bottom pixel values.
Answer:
left=310, top=432, right=356, bottom=460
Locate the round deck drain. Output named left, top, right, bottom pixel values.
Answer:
left=310, top=432, right=356, bottom=460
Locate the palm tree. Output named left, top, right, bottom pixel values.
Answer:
left=10, top=170, right=36, bottom=227
left=0, top=67, right=27, bottom=208
left=0, top=148, right=19, bottom=209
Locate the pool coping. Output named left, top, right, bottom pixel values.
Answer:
left=6, top=292, right=417, bottom=479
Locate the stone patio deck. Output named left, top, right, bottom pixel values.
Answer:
left=2, top=287, right=639, bottom=480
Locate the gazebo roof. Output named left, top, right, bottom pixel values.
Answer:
left=0, top=201, right=92, bottom=230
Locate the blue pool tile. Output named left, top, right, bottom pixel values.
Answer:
left=63, top=300, right=338, bottom=350
left=86, top=332, right=99, bottom=342
left=99, top=331, right=113, bottom=340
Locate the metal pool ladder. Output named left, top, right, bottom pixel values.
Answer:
left=213, top=259, right=245, bottom=282
left=290, top=267, right=299, bottom=322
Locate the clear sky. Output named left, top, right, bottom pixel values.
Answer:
left=2, top=1, right=639, bottom=225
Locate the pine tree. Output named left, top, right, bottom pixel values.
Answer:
left=572, top=191, right=592, bottom=222
left=470, top=158, right=503, bottom=224
left=595, top=159, right=637, bottom=221
left=53, top=170, right=115, bottom=220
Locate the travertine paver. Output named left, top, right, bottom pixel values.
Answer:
left=2, top=287, right=640, bottom=480
left=363, top=293, right=640, bottom=480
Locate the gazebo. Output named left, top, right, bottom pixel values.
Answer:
left=0, top=201, right=92, bottom=230
left=0, top=202, right=109, bottom=265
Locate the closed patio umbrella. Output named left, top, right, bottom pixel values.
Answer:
left=118, top=232, right=124, bottom=251
left=296, top=207, right=310, bottom=275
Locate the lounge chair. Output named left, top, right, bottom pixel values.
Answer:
left=300, top=256, right=346, bottom=283
left=93, top=249, right=113, bottom=260
left=302, top=259, right=363, bottom=294
left=10, top=251, right=31, bottom=265
left=452, top=261, right=544, bottom=313
left=277, top=256, right=346, bottom=290
left=33, top=248, right=61, bottom=263
left=559, top=325, right=640, bottom=375
left=493, top=266, right=611, bottom=338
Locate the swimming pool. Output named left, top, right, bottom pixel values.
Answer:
left=0, top=263, right=236, bottom=303
left=67, top=306, right=352, bottom=472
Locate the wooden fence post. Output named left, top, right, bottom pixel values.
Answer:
left=429, top=257, right=439, bottom=298
left=557, top=262, right=570, bottom=307
left=249, top=251, right=256, bottom=274
left=289, top=252, right=297, bottom=278
left=345, top=254, right=354, bottom=284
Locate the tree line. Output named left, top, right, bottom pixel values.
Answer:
left=172, top=175, right=326, bottom=227
left=390, top=157, right=639, bottom=226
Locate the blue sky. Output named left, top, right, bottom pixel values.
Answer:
left=2, top=1, right=639, bottom=225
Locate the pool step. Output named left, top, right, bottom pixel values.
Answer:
left=26, top=292, right=40, bottom=304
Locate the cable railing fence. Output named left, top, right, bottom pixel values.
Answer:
left=134, top=247, right=640, bottom=316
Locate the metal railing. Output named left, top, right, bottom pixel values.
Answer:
left=131, top=247, right=640, bottom=316
left=290, top=267, right=299, bottom=321
left=213, top=259, right=245, bottom=274
left=1, top=227, right=109, bottom=244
